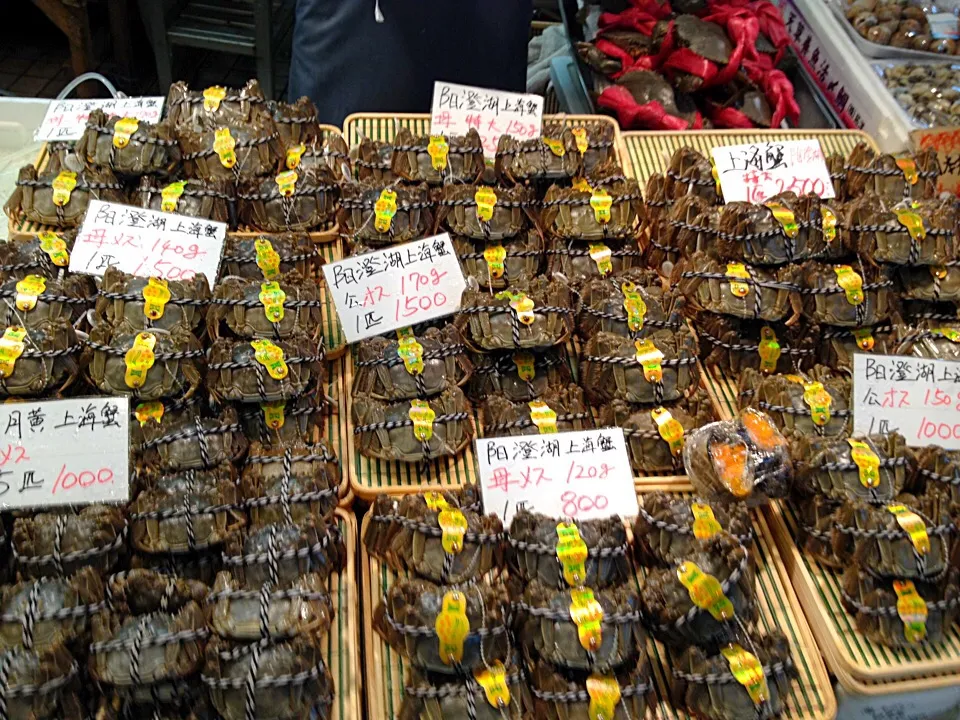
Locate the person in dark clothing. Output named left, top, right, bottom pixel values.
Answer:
left=288, top=0, right=534, bottom=126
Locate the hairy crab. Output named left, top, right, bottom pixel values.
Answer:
left=495, top=128, right=583, bottom=183
left=236, top=165, right=339, bottom=232
left=166, top=80, right=266, bottom=132
left=207, top=333, right=326, bottom=404
left=436, top=184, right=536, bottom=240
left=845, top=143, right=940, bottom=202
left=177, top=110, right=281, bottom=182
left=76, top=109, right=179, bottom=176
left=338, top=181, right=432, bottom=244
left=95, top=266, right=211, bottom=334
left=541, top=176, right=642, bottom=241
left=482, top=385, right=593, bottom=437
left=13, top=506, right=126, bottom=578
left=135, top=176, right=233, bottom=222
left=697, top=316, right=818, bottom=376
left=221, top=233, right=318, bottom=280
left=390, top=127, right=485, bottom=184
left=577, top=268, right=684, bottom=340
left=0, top=319, right=80, bottom=396
left=465, top=347, right=572, bottom=403
left=455, top=229, right=543, bottom=290
left=6, top=161, right=125, bottom=228
left=207, top=271, right=323, bottom=341
left=241, top=441, right=341, bottom=524
left=738, top=365, right=852, bottom=437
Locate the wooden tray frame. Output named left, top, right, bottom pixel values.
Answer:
left=328, top=507, right=362, bottom=720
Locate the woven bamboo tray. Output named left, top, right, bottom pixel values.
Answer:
left=327, top=507, right=362, bottom=720
left=360, top=484, right=837, bottom=720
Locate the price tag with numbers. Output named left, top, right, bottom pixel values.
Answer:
left=322, top=233, right=466, bottom=344
left=34, top=96, right=165, bottom=142
left=477, top=428, right=639, bottom=524
left=711, top=139, right=835, bottom=203
left=431, top=81, right=544, bottom=158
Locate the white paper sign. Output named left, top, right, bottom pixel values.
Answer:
left=323, top=233, right=466, bottom=344
left=431, top=81, right=544, bottom=158
left=34, top=96, right=165, bottom=142
left=477, top=428, right=639, bottom=524
left=70, top=200, right=226, bottom=289
left=0, top=397, right=129, bottom=509
left=853, top=353, right=960, bottom=448
left=711, top=139, right=835, bottom=203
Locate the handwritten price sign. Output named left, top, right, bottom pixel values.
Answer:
left=477, top=428, right=639, bottom=523
left=431, top=81, right=544, bottom=159
left=34, top=96, right=165, bottom=142
left=70, top=200, right=226, bottom=288
left=0, top=397, right=129, bottom=510
left=854, top=353, right=960, bottom=448
left=711, top=139, right=836, bottom=204
left=322, top=233, right=466, bottom=344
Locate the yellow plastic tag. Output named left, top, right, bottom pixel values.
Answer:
left=495, top=291, right=535, bottom=325
left=586, top=674, right=620, bottom=720
left=821, top=206, right=838, bottom=243
left=556, top=522, right=588, bottom=586
left=765, top=202, right=799, bottom=238
left=424, top=492, right=449, bottom=511
left=589, top=243, right=613, bottom=276
left=570, top=588, right=604, bottom=651
left=757, top=326, right=781, bottom=374
left=651, top=407, right=684, bottom=457
left=134, top=400, right=164, bottom=426
left=893, top=580, right=928, bottom=643
left=112, top=117, right=139, bottom=149
left=853, top=327, right=875, bottom=351
left=374, top=188, right=398, bottom=233
left=435, top=591, right=469, bottom=665
left=475, top=187, right=497, bottom=222
left=474, top=662, right=511, bottom=709
left=634, top=339, right=664, bottom=383
left=894, top=208, right=926, bottom=241
left=51, top=171, right=76, bottom=207
left=896, top=157, right=919, bottom=185
left=251, top=339, right=289, bottom=380
left=803, top=381, right=833, bottom=426
left=939, top=328, right=960, bottom=343
left=160, top=180, right=187, bottom=213
left=932, top=265, right=949, bottom=280
left=886, top=504, right=931, bottom=555
left=513, top=351, right=536, bottom=381
left=711, top=159, right=722, bottom=195
left=275, top=170, right=298, bottom=197
left=213, top=128, right=236, bottom=169
left=202, top=86, right=226, bottom=112
left=621, top=281, right=647, bottom=333
left=427, top=135, right=449, bottom=171
left=438, top=508, right=467, bottom=554
left=571, top=127, right=589, bottom=155
left=286, top=143, right=305, bottom=170
left=529, top=400, right=558, bottom=434
left=38, top=232, right=69, bottom=267
left=691, top=503, right=723, bottom=540
left=14, top=275, right=45, bottom=312
left=590, top=189, right=613, bottom=224
left=255, top=237, right=281, bottom=280
left=711, top=441, right=751, bottom=498
left=409, top=399, right=435, bottom=442
left=483, top=245, right=506, bottom=279
left=847, top=439, right=881, bottom=488
left=396, top=328, right=424, bottom=375
left=677, top=561, right=735, bottom=621
left=0, top=327, right=27, bottom=378
left=142, top=277, right=171, bottom=320
left=124, top=332, right=156, bottom=389
left=726, top=263, right=751, bottom=298
left=721, top=644, right=770, bottom=706
left=573, top=178, right=593, bottom=193
left=544, top=137, right=566, bottom=156
left=258, top=281, right=286, bottom=323
left=261, top=401, right=285, bottom=430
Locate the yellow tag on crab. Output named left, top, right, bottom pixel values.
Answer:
left=438, top=507, right=467, bottom=554
left=586, top=674, right=620, bottom=720
left=544, top=137, right=565, bottom=156
left=621, top=281, right=647, bottom=332
left=409, top=399, right=435, bottom=441
left=396, top=328, right=424, bottom=375
left=483, top=245, right=506, bottom=279
left=573, top=178, right=593, bottom=193
left=435, top=591, right=469, bottom=665
left=834, top=266, right=864, bottom=305
left=475, top=187, right=497, bottom=222
left=652, top=407, right=684, bottom=457
left=765, top=201, right=799, bottom=238
left=887, top=504, right=931, bottom=555
left=529, top=400, right=558, bottom=434
left=213, top=128, right=237, bottom=168
left=590, top=189, right=613, bottom=224
left=634, top=339, right=664, bottom=383
left=847, top=439, right=881, bottom=488
left=726, top=263, right=751, bottom=298
left=261, top=401, right=285, bottom=430
left=571, top=127, right=589, bottom=155
left=424, top=492, right=449, bottom=511
left=275, top=170, right=298, bottom=197
left=203, top=86, right=226, bottom=112
left=38, top=232, right=69, bottom=267
left=0, top=327, right=27, bottom=378
left=374, top=188, right=398, bottom=233
left=475, top=662, right=511, bottom=709
left=255, top=237, right=281, bottom=280
left=853, top=327, right=875, bottom=351
left=570, top=588, right=604, bottom=651
left=286, top=143, right=306, bottom=170
left=893, top=580, right=928, bottom=643
left=14, top=275, right=45, bottom=312
left=513, top=351, right=536, bottom=381
left=51, top=171, right=76, bottom=207
left=691, top=503, right=723, bottom=540
left=677, top=561, right=735, bottom=621
left=251, top=339, right=289, bottom=380
left=802, top=381, right=833, bottom=426
left=757, top=326, right=781, bottom=374
left=142, top=277, right=171, bottom=320
left=721, top=644, right=770, bottom=706
left=932, top=266, right=949, bottom=280
left=939, top=327, right=960, bottom=343
left=589, top=243, right=613, bottom=276
left=556, top=522, right=588, bottom=586
left=124, top=332, right=156, bottom=389
left=134, top=400, right=164, bottom=426
left=427, top=135, right=449, bottom=171
left=259, top=281, right=286, bottom=323
left=894, top=208, right=926, bottom=241
left=112, top=117, right=139, bottom=149
left=896, top=157, right=919, bottom=185
left=496, top=291, right=536, bottom=325
left=821, top=206, right=838, bottom=243
left=711, top=159, right=722, bottom=195
left=160, top=181, right=187, bottom=212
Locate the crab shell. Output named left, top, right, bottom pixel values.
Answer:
left=698, top=315, right=819, bottom=376
left=268, top=96, right=320, bottom=149
left=465, top=347, right=572, bottom=403
left=5, top=163, right=126, bottom=228
left=672, top=14, right=733, bottom=90
left=644, top=194, right=718, bottom=272
left=577, top=267, right=683, bottom=340
left=845, top=143, right=939, bottom=202
left=338, top=181, right=432, bottom=244
left=295, top=135, right=353, bottom=183
left=0, top=275, right=87, bottom=329
left=96, top=266, right=211, bottom=333
left=794, top=493, right=844, bottom=568
left=0, top=232, right=85, bottom=282
left=237, top=165, right=339, bottom=232
left=663, top=147, right=720, bottom=204
left=178, top=112, right=282, bottom=182
left=436, top=184, right=535, bottom=241
left=352, top=386, right=474, bottom=462
left=352, top=137, right=396, bottom=183
left=845, top=195, right=957, bottom=266
left=131, top=465, right=246, bottom=553
left=482, top=384, right=592, bottom=437
left=13, top=506, right=126, bottom=578
left=0, top=567, right=104, bottom=651
left=204, top=634, right=333, bottom=720
left=351, top=324, right=472, bottom=401
left=399, top=658, right=528, bottom=720
left=207, top=333, right=325, bottom=404
left=135, top=176, right=233, bottom=223
left=0, top=318, right=79, bottom=397
left=739, top=364, right=851, bottom=438
left=1, top=643, right=79, bottom=720
left=235, top=393, right=325, bottom=447
left=135, top=405, right=248, bottom=471
left=166, top=79, right=266, bottom=132
left=541, top=178, right=642, bottom=241
left=75, top=109, right=179, bottom=176
left=208, top=271, right=323, bottom=341
left=241, top=441, right=341, bottom=525
left=820, top=323, right=896, bottom=371
left=547, top=235, right=641, bottom=288
left=915, top=445, right=960, bottom=508
left=93, top=689, right=215, bottom=720
left=900, top=265, right=960, bottom=303
left=86, top=323, right=204, bottom=401
left=495, top=129, right=583, bottom=183
left=454, top=230, right=544, bottom=291
left=373, top=579, right=511, bottom=674
left=544, top=121, right=616, bottom=176
left=221, top=232, right=318, bottom=280
left=507, top=509, right=630, bottom=589
left=526, top=657, right=653, bottom=720
left=633, top=491, right=753, bottom=567
left=390, top=127, right=486, bottom=185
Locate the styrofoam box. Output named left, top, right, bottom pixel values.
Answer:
left=0, top=97, right=49, bottom=231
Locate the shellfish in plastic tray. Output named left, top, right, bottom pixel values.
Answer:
left=874, top=60, right=960, bottom=128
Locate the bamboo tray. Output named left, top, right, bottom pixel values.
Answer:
left=327, top=507, right=362, bottom=720
left=360, top=484, right=837, bottom=720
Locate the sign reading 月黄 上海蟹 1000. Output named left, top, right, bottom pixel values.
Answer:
left=0, top=397, right=129, bottom=510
